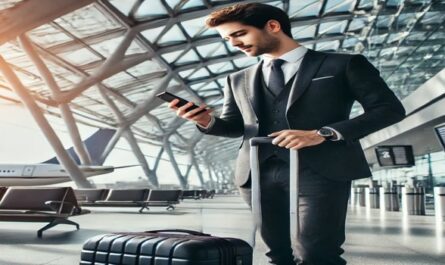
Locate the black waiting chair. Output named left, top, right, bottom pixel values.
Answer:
left=0, top=187, right=90, bottom=237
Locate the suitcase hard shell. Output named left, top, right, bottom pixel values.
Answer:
left=80, top=229, right=252, bottom=265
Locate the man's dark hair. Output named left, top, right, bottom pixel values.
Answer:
left=205, top=3, right=292, bottom=38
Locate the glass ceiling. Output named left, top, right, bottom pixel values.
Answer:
left=0, top=0, right=444, bottom=182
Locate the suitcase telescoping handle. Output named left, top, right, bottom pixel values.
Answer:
left=249, top=137, right=299, bottom=250
left=249, top=136, right=274, bottom=146
left=145, top=229, right=211, bottom=236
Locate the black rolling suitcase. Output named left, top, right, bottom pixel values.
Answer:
left=80, top=229, right=252, bottom=265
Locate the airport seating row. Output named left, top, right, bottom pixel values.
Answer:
left=0, top=187, right=90, bottom=237
left=0, top=187, right=218, bottom=238
left=180, top=189, right=215, bottom=200
left=74, top=189, right=182, bottom=213
left=74, top=188, right=216, bottom=212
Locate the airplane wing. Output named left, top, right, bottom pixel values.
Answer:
left=112, top=165, right=141, bottom=169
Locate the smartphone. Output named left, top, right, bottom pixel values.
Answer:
left=156, top=91, right=206, bottom=115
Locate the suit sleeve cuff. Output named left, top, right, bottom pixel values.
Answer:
left=196, top=115, right=215, bottom=130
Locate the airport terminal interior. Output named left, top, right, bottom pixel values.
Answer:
left=0, top=0, right=444, bottom=264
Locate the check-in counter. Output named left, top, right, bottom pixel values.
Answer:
left=434, top=187, right=445, bottom=221
left=365, top=187, right=380, bottom=209
left=379, top=187, right=400, bottom=211
left=353, top=187, right=366, bottom=207
left=402, top=187, right=426, bottom=215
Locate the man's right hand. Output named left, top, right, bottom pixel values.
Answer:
left=168, top=99, right=213, bottom=127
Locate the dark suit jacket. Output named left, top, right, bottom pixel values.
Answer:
left=200, top=49, right=405, bottom=186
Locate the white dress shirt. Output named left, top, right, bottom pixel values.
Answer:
left=262, top=45, right=307, bottom=86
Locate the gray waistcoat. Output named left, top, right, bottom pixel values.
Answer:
left=258, top=74, right=296, bottom=163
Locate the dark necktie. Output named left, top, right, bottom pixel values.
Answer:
left=268, top=59, right=286, bottom=97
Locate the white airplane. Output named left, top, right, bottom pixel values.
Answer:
left=0, top=129, right=135, bottom=186
left=0, top=164, right=115, bottom=186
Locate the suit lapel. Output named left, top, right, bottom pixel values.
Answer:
left=286, top=50, right=327, bottom=113
left=244, top=60, right=263, bottom=118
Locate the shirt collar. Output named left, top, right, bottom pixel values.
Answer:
left=263, top=46, right=308, bottom=66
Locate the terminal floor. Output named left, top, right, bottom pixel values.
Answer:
left=0, top=195, right=443, bottom=265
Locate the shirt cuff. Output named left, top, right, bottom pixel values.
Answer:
left=324, top=126, right=343, bottom=141
left=196, top=115, right=215, bottom=130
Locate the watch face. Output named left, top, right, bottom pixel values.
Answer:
left=319, top=128, right=334, bottom=137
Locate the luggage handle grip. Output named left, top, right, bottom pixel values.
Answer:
left=145, top=229, right=211, bottom=236
left=249, top=137, right=274, bottom=146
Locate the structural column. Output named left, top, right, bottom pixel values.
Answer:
left=0, top=55, right=92, bottom=188
left=98, top=86, right=159, bottom=187
left=19, top=34, right=92, bottom=165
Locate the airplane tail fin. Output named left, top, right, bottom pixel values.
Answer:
left=43, top=129, right=116, bottom=165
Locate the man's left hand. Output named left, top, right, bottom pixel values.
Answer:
left=268, top=130, right=325, bottom=150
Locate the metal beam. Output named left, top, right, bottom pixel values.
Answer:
left=0, top=0, right=95, bottom=45
left=174, top=53, right=245, bottom=72
left=35, top=43, right=159, bottom=128
left=161, top=117, right=189, bottom=188
left=188, top=133, right=206, bottom=187
left=131, top=0, right=277, bottom=32
left=98, top=1, right=204, bottom=104
left=186, top=72, right=229, bottom=86
left=123, top=128, right=159, bottom=187
left=191, top=154, right=205, bottom=187
left=55, top=29, right=144, bottom=103
left=367, top=38, right=445, bottom=49
left=157, top=37, right=222, bottom=55
left=204, top=158, right=216, bottom=189
left=290, top=13, right=363, bottom=28
left=48, top=28, right=127, bottom=54
left=123, top=74, right=176, bottom=124
left=105, top=70, right=167, bottom=93
left=379, top=2, right=445, bottom=16
left=164, top=139, right=187, bottom=188
left=36, top=43, right=168, bottom=143
left=386, top=22, right=444, bottom=80
left=59, top=49, right=150, bottom=102
left=372, top=23, right=442, bottom=35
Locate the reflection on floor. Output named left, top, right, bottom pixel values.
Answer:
left=0, top=195, right=443, bottom=265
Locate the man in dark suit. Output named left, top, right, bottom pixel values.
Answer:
left=169, top=3, right=405, bottom=265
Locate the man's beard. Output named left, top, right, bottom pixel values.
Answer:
left=251, top=34, right=280, bottom=56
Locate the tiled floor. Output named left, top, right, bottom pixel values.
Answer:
left=0, top=195, right=443, bottom=265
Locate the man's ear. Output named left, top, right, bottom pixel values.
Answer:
left=266, top=20, right=282, bottom=33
